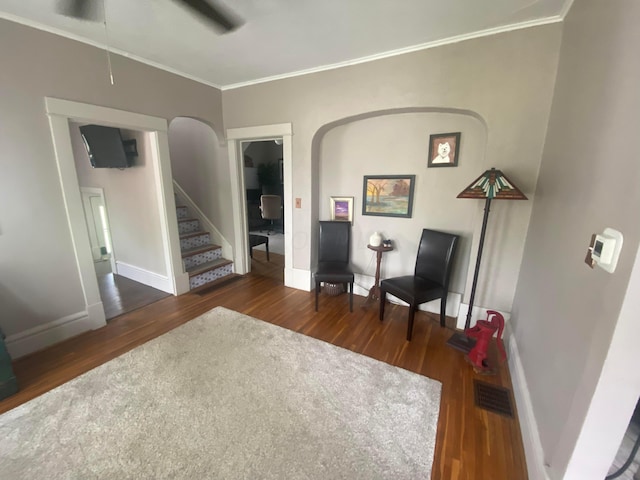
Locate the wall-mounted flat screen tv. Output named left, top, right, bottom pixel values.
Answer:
left=79, top=124, right=135, bottom=169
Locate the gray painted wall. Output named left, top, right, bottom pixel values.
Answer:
left=319, top=112, right=486, bottom=297
left=223, top=24, right=562, bottom=316
left=0, top=19, right=224, bottom=337
left=511, top=0, right=640, bottom=478
left=71, top=125, right=166, bottom=275
left=168, top=117, right=234, bottom=240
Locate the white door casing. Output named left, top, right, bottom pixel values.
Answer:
left=45, top=98, right=189, bottom=331
left=227, top=124, right=294, bottom=286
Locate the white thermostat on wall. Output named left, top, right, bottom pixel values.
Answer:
left=591, top=228, right=623, bottom=273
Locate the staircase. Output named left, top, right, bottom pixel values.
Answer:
left=176, top=205, right=235, bottom=292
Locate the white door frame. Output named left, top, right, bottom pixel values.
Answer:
left=45, top=98, right=189, bottom=329
left=227, top=124, right=293, bottom=286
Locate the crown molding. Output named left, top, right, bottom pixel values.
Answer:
left=0, top=11, right=223, bottom=91
left=1, top=11, right=563, bottom=92
left=221, top=15, right=563, bottom=91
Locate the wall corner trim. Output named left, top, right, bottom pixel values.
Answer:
left=285, top=268, right=313, bottom=292
left=508, top=331, right=552, bottom=480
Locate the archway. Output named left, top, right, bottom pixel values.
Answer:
left=310, top=107, right=488, bottom=324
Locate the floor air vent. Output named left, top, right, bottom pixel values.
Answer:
left=473, top=380, right=514, bottom=418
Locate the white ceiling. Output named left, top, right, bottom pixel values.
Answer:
left=0, top=0, right=571, bottom=89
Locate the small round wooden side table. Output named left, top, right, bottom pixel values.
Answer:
left=365, top=244, right=393, bottom=304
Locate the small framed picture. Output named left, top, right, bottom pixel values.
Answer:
left=428, top=132, right=461, bottom=168
left=330, top=196, right=354, bottom=224
left=362, top=175, right=415, bottom=218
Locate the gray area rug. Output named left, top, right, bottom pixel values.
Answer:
left=0, top=307, right=441, bottom=479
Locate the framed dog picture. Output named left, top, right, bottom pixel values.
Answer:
left=428, top=132, right=461, bottom=168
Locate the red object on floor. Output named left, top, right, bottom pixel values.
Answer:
left=464, top=310, right=506, bottom=372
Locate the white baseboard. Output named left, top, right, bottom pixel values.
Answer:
left=353, top=273, right=371, bottom=297
left=116, top=261, right=174, bottom=294
left=508, top=332, right=551, bottom=480
left=456, top=303, right=511, bottom=330
left=5, top=303, right=106, bottom=359
left=353, top=273, right=461, bottom=317
left=285, top=267, right=312, bottom=291
left=300, top=270, right=461, bottom=317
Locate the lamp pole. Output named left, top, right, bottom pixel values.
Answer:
left=465, top=196, right=492, bottom=329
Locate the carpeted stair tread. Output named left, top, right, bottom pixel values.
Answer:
left=179, top=230, right=208, bottom=239
left=187, top=258, right=233, bottom=276
left=181, top=244, right=221, bottom=257
left=178, top=217, right=199, bottom=223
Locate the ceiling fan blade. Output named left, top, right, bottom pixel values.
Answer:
left=178, top=0, right=242, bottom=32
left=58, top=0, right=99, bottom=20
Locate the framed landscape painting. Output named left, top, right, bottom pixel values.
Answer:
left=330, top=196, right=354, bottom=224
left=362, top=175, right=415, bottom=218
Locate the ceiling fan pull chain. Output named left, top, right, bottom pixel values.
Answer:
left=102, top=0, right=114, bottom=85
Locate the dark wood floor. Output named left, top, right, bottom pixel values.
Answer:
left=97, top=272, right=171, bottom=320
left=1, top=249, right=528, bottom=480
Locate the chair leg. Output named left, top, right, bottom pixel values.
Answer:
left=349, top=282, right=353, bottom=312
left=407, top=304, right=416, bottom=341
left=440, top=295, right=447, bottom=327
left=379, top=290, right=387, bottom=321
left=315, top=281, right=320, bottom=311
left=265, top=241, right=270, bottom=262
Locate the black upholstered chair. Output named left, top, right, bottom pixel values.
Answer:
left=379, top=229, right=459, bottom=341
left=314, top=221, right=354, bottom=312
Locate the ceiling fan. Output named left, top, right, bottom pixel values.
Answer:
left=59, top=0, right=242, bottom=33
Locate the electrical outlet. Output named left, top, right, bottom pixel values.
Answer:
left=295, top=198, right=301, bottom=208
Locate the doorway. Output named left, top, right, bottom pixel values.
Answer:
left=243, top=139, right=285, bottom=282
left=46, top=98, right=188, bottom=331
left=79, top=187, right=170, bottom=320
left=227, top=123, right=294, bottom=287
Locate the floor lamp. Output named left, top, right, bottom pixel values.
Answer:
left=447, top=168, right=527, bottom=353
